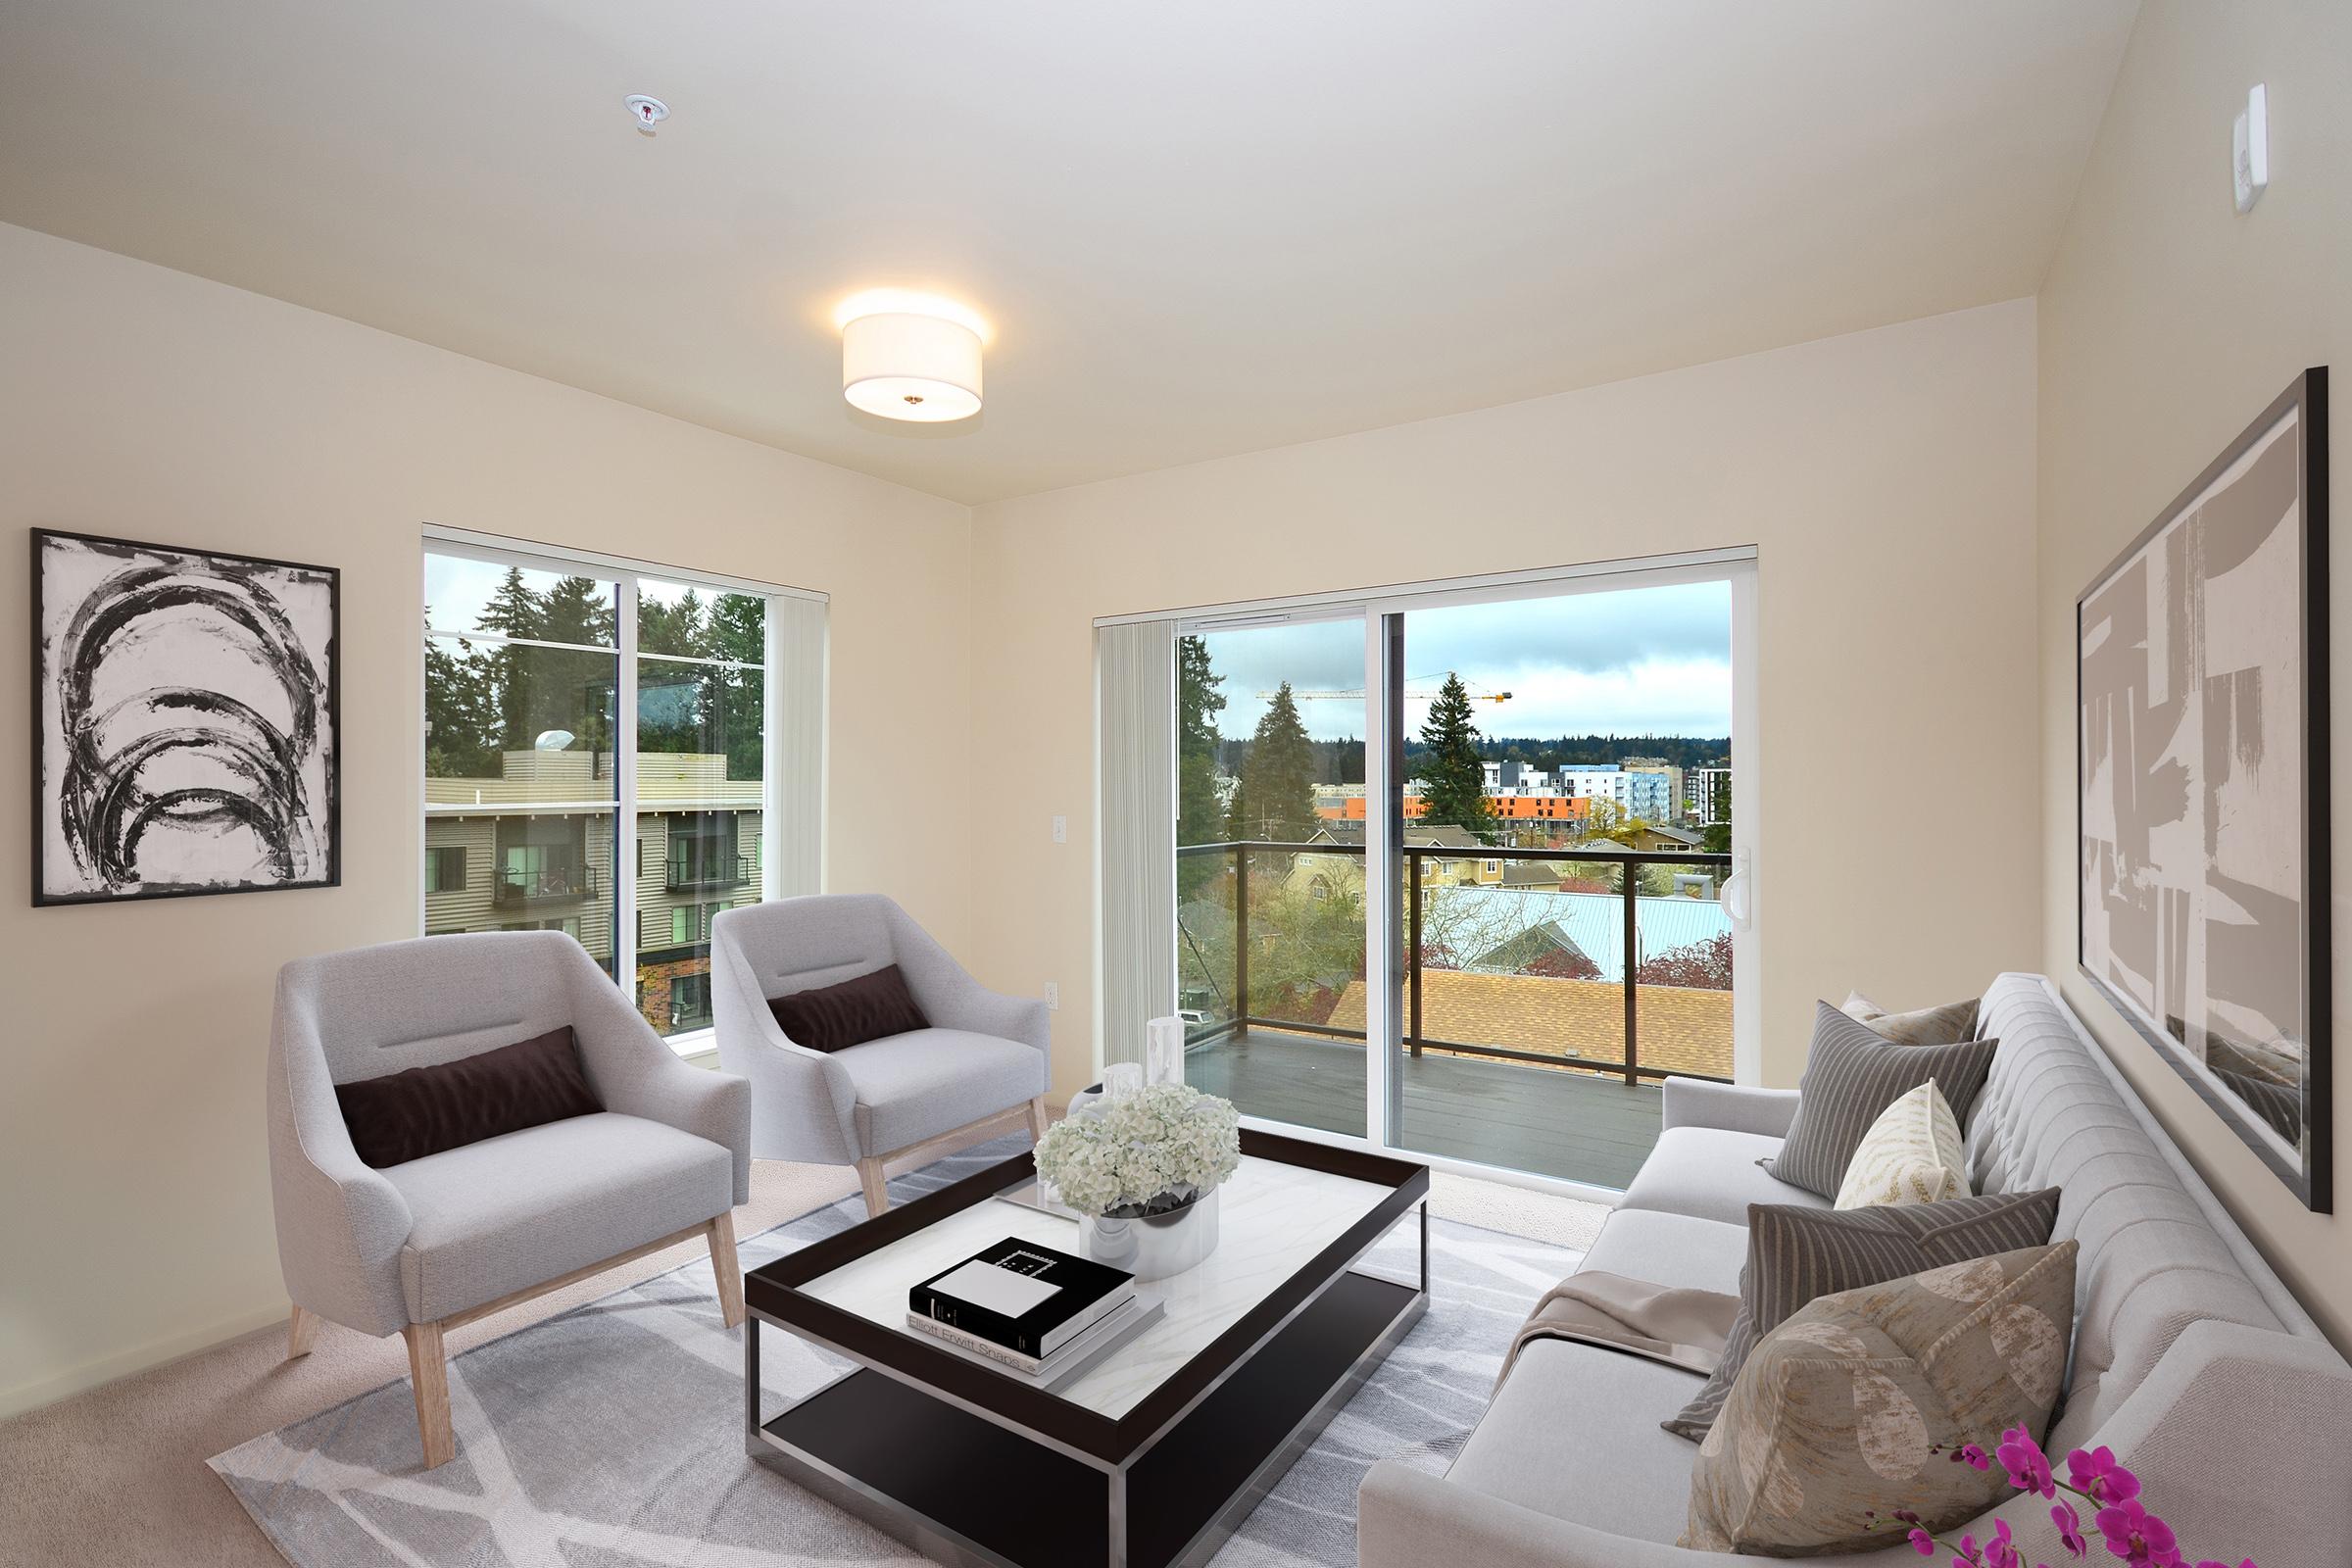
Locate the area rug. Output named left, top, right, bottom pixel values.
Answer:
left=210, top=1138, right=1582, bottom=1567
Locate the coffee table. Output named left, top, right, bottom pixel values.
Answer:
left=743, top=1128, right=1429, bottom=1568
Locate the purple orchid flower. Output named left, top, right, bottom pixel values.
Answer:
left=2067, top=1446, right=2140, bottom=1506
left=2092, top=1498, right=2179, bottom=1568
left=2051, top=1499, right=2088, bottom=1558
left=1998, top=1426, right=2057, bottom=1498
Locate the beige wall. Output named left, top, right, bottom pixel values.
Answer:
left=0, top=222, right=976, bottom=1413
left=968, top=300, right=2044, bottom=1104
left=2036, top=1, right=2352, bottom=1345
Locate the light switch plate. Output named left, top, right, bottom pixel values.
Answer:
left=2233, top=83, right=2269, bottom=214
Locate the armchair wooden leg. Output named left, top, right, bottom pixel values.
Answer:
left=402, top=1320, right=456, bottom=1470
left=856, top=1155, right=890, bottom=1218
left=1026, top=1096, right=1051, bottom=1145
left=707, top=1211, right=745, bottom=1329
left=286, top=1303, right=318, bottom=1359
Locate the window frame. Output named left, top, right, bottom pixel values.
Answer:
left=419, top=526, right=825, bottom=1055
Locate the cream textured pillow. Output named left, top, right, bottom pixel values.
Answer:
left=1682, top=1240, right=2079, bottom=1556
left=1842, top=990, right=1981, bottom=1046
left=1835, top=1080, right=1969, bottom=1209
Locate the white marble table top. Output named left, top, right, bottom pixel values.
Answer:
left=798, top=1153, right=1399, bottom=1420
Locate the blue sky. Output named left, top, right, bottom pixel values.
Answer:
left=1200, top=580, right=1732, bottom=742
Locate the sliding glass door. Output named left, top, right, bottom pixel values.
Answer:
left=1376, top=570, right=1742, bottom=1188
left=1156, top=553, right=1754, bottom=1193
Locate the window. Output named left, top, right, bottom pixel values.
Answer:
left=668, top=972, right=712, bottom=1030
left=424, top=535, right=825, bottom=1042
left=423, top=846, right=466, bottom=893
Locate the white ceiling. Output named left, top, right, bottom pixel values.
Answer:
left=0, top=1, right=2137, bottom=505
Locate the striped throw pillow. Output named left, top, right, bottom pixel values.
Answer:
left=1765, top=1003, right=1999, bottom=1200
left=1834, top=1080, right=1969, bottom=1208
left=1660, top=1186, right=2062, bottom=1442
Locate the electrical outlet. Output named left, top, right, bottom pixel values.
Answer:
left=1044, top=981, right=1060, bottom=1010
left=1052, top=814, right=1067, bottom=845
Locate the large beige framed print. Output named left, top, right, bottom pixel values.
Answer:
left=2077, top=368, right=2329, bottom=1209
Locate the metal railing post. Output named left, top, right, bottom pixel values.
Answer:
left=1406, top=848, right=1423, bottom=1057
left=1621, top=863, right=1640, bottom=1086
left=1233, top=844, right=1250, bottom=1033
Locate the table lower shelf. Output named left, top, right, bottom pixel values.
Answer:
left=754, top=1268, right=1423, bottom=1568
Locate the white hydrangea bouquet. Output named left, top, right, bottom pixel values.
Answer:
left=1034, top=1082, right=1242, bottom=1218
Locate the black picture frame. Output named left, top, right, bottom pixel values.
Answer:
left=30, top=527, right=342, bottom=906
left=2075, top=368, right=2330, bottom=1210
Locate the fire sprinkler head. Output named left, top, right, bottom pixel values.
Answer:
left=623, top=95, right=670, bottom=135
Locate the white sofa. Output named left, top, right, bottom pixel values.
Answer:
left=1357, top=974, right=2352, bottom=1568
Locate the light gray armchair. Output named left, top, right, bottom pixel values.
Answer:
left=711, top=894, right=1050, bottom=1216
left=268, top=931, right=751, bottom=1469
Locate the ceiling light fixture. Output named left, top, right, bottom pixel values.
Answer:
left=835, top=291, right=986, bottom=422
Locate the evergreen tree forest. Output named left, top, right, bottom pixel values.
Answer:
left=424, top=570, right=767, bottom=781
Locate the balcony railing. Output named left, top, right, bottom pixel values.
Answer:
left=494, top=861, right=600, bottom=907
left=666, top=851, right=753, bottom=893
left=1176, top=838, right=1734, bottom=1087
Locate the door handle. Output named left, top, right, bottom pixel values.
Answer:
left=1723, top=850, right=1752, bottom=930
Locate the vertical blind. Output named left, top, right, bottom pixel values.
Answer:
left=1098, top=618, right=1177, bottom=1070
left=768, top=593, right=827, bottom=900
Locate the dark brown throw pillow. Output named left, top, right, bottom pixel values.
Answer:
left=1765, top=1002, right=2000, bottom=1200
left=1661, top=1186, right=2063, bottom=1442
left=768, top=963, right=929, bottom=1052
left=335, top=1025, right=602, bottom=1169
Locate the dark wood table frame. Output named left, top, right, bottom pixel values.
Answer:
left=744, top=1129, right=1431, bottom=1568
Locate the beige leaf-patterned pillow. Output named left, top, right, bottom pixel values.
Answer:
left=1835, top=1080, right=1970, bottom=1209
left=1842, top=991, right=1981, bottom=1047
left=1682, top=1239, right=2078, bottom=1556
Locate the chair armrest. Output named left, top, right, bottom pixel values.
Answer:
left=1661, top=1080, right=1800, bottom=1138
left=268, top=980, right=414, bottom=1336
left=885, top=905, right=1052, bottom=1066
left=564, top=953, right=752, bottom=1203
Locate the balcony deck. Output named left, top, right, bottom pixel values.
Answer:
left=1185, top=1025, right=1666, bottom=1190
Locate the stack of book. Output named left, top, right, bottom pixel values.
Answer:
left=907, top=1238, right=1146, bottom=1382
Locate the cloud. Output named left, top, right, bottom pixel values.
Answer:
left=1198, top=581, right=1732, bottom=741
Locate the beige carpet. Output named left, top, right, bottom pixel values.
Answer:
left=1, top=1155, right=1608, bottom=1568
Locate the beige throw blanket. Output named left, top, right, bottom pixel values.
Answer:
left=1495, top=1270, right=1741, bottom=1391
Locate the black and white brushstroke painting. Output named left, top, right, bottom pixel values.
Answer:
left=32, top=530, right=339, bottom=905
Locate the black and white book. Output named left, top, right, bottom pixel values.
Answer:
left=906, top=1294, right=1162, bottom=1385
left=908, top=1237, right=1136, bottom=1359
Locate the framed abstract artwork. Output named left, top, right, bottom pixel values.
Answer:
left=31, top=529, right=340, bottom=906
left=2077, top=368, right=2329, bottom=1209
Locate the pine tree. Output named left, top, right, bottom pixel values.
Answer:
left=1176, top=636, right=1227, bottom=848
left=477, top=567, right=544, bottom=752
left=1234, top=682, right=1318, bottom=842
left=1417, top=672, right=1494, bottom=842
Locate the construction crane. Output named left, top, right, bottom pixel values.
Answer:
left=1256, top=675, right=1511, bottom=705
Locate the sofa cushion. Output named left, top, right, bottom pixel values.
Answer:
left=387, top=1111, right=732, bottom=1323
left=1448, top=1336, right=1705, bottom=1544
left=835, top=1027, right=1047, bottom=1155
left=767, top=962, right=930, bottom=1053
left=1617, top=1126, right=1825, bottom=1227
left=1580, top=1207, right=1751, bottom=1296
left=1664, top=1186, right=2063, bottom=1442
left=1682, top=1241, right=2078, bottom=1555
left=1768, top=1003, right=1999, bottom=1200
left=334, top=1024, right=602, bottom=1169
